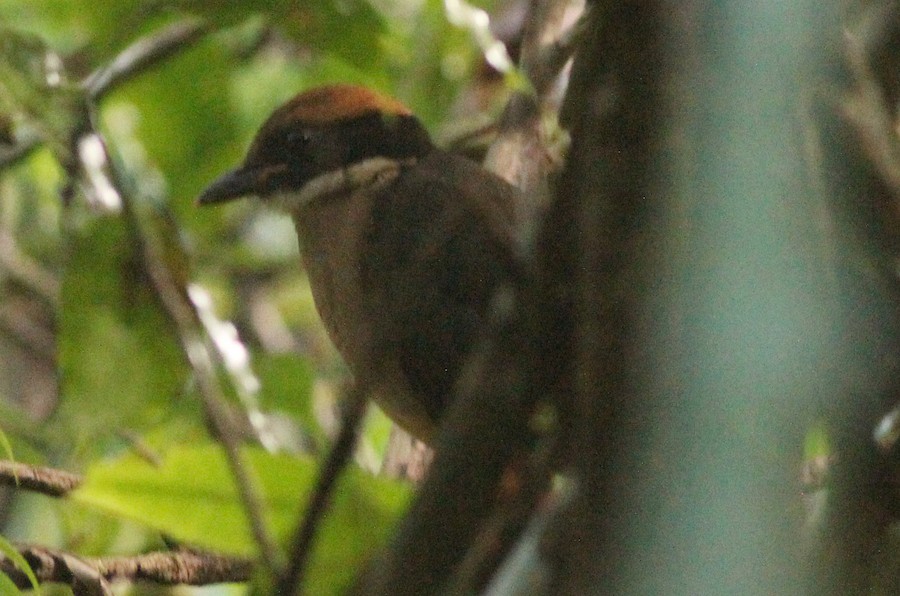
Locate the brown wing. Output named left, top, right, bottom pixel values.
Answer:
left=362, top=150, right=522, bottom=425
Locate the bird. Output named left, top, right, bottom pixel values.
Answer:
left=198, top=84, right=522, bottom=444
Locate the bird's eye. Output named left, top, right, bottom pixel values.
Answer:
left=286, top=130, right=313, bottom=147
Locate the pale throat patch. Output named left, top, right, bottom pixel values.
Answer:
left=268, top=156, right=417, bottom=212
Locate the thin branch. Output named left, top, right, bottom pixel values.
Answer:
left=442, top=438, right=555, bottom=595
left=83, top=18, right=209, bottom=101
left=115, top=185, right=284, bottom=574
left=0, top=460, right=82, bottom=497
left=277, top=385, right=368, bottom=596
left=189, top=284, right=282, bottom=452
left=0, top=302, right=55, bottom=362
left=840, top=26, right=900, bottom=228
left=60, top=107, right=282, bottom=572
left=1, top=20, right=208, bottom=176
left=517, top=0, right=585, bottom=99
left=0, top=231, right=61, bottom=307
left=0, top=545, right=253, bottom=590
left=88, top=20, right=286, bottom=571
left=484, top=0, right=584, bottom=241
left=25, top=13, right=283, bottom=575
left=0, top=132, right=41, bottom=171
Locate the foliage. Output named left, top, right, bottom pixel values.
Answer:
left=72, top=443, right=411, bottom=591
left=0, top=0, right=504, bottom=593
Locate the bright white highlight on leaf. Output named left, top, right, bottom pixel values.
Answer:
left=188, top=284, right=281, bottom=452
left=190, top=285, right=257, bottom=392
left=77, top=133, right=122, bottom=212
left=443, top=0, right=514, bottom=73
left=874, top=406, right=900, bottom=451
left=43, top=52, right=63, bottom=87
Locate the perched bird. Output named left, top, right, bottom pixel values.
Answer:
left=199, top=84, right=521, bottom=444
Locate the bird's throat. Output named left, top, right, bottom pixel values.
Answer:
left=269, top=156, right=415, bottom=213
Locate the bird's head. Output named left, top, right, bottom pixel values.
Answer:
left=198, top=84, right=433, bottom=211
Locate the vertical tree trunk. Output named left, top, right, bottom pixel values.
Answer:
left=549, top=2, right=900, bottom=593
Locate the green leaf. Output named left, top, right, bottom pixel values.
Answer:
left=0, top=28, right=81, bottom=156
left=256, top=354, right=316, bottom=429
left=56, top=213, right=188, bottom=451
left=182, top=0, right=388, bottom=70
left=0, top=429, right=15, bottom=464
left=804, top=418, right=830, bottom=459
left=277, top=0, right=388, bottom=71
left=0, top=535, right=38, bottom=594
left=101, top=35, right=239, bottom=225
left=0, top=572, right=22, bottom=596
left=71, top=443, right=412, bottom=587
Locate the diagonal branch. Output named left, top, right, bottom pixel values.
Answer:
left=40, top=13, right=284, bottom=577
left=275, top=384, right=368, bottom=596
left=113, top=172, right=284, bottom=574
left=1, top=545, right=253, bottom=591
left=83, top=18, right=209, bottom=101
left=0, top=460, right=82, bottom=497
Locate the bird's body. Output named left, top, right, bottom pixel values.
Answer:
left=200, top=85, right=521, bottom=443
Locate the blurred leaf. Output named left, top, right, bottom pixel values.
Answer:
left=1, top=1, right=186, bottom=62
left=0, top=29, right=60, bottom=110
left=255, top=353, right=318, bottom=438
left=0, top=401, right=50, bottom=455
left=378, top=0, right=480, bottom=127
left=308, top=457, right=412, bottom=593
left=102, top=36, right=239, bottom=224
left=178, top=0, right=388, bottom=70
left=0, top=571, right=22, bottom=596
left=277, top=1, right=387, bottom=71
left=0, top=534, right=38, bottom=594
left=0, top=429, right=15, bottom=463
left=255, top=354, right=315, bottom=412
left=73, top=444, right=276, bottom=554
left=173, top=0, right=280, bottom=29
left=2, top=149, right=64, bottom=257
left=804, top=419, right=830, bottom=459
left=56, top=213, right=188, bottom=451
left=0, top=28, right=81, bottom=156
left=72, top=443, right=412, bottom=589
left=362, top=406, right=395, bottom=459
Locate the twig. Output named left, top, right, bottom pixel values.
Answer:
left=442, top=438, right=555, bottom=595
left=114, top=182, right=284, bottom=574
left=1, top=19, right=208, bottom=174
left=0, top=460, right=82, bottom=497
left=0, top=132, right=41, bottom=171
left=61, top=73, right=283, bottom=574
left=517, top=0, right=584, bottom=99
left=83, top=18, right=209, bottom=101
left=350, top=2, right=577, bottom=594
left=0, top=231, right=61, bottom=307
left=73, top=36, right=282, bottom=568
left=0, top=545, right=253, bottom=590
left=484, top=0, right=583, bottom=241
left=189, top=284, right=282, bottom=452
left=37, top=13, right=283, bottom=575
left=839, top=25, right=900, bottom=227
left=276, top=385, right=368, bottom=595
left=0, top=301, right=55, bottom=362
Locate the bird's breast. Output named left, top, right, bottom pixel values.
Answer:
left=291, top=186, right=438, bottom=441
left=292, top=190, right=374, bottom=374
